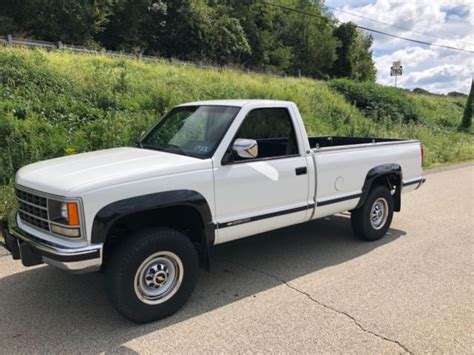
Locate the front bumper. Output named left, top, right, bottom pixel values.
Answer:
left=1, top=218, right=102, bottom=274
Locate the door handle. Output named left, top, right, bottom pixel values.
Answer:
left=295, top=166, right=307, bottom=176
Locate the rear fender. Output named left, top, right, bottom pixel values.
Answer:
left=356, top=164, right=402, bottom=211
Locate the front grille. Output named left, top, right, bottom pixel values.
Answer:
left=16, top=188, right=50, bottom=232
left=18, top=200, right=48, bottom=219
left=18, top=211, right=50, bottom=231
left=16, top=188, right=47, bottom=208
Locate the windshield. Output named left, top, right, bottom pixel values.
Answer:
left=140, top=105, right=240, bottom=158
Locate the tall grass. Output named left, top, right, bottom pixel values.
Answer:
left=0, top=46, right=472, bottom=221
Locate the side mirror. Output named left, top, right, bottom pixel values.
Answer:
left=232, top=138, right=258, bottom=159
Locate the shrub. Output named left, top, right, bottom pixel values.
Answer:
left=328, top=79, right=421, bottom=123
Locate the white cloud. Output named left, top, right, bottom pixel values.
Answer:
left=325, top=0, right=474, bottom=93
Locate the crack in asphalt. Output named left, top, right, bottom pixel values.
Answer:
left=218, top=259, right=413, bottom=354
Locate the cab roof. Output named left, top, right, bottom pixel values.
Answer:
left=177, top=99, right=294, bottom=108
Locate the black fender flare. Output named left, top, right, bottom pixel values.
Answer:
left=91, top=190, right=215, bottom=260
left=355, top=164, right=402, bottom=211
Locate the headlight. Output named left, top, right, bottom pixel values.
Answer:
left=48, top=200, right=81, bottom=238
left=60, top=203, right=68, bottom=220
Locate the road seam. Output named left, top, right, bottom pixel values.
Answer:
left=218, top=259, right=413, bottom=354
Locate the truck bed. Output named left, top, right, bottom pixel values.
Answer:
left=309, top=136, right=404, bottom=149
left=308, top=135, right=423, bottom=221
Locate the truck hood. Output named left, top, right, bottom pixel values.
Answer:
left=16, top=147, right=210, bottom=196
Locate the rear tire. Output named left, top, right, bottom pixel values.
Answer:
left=105, top=227, right=199, bottom=323
left=351, top=185, right=394, bottom=241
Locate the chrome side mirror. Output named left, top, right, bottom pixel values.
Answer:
left=232, top=138, right=258, bottom=159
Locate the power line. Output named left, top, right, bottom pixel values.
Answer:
left=356, top=25, right=474, bottom=53
left=263, top=1, right=474, bottom=54
left=324, top=4, right=474, bottom=48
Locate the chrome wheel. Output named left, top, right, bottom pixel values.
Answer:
left=370, top=197, right=389, bottom=230
left=134, top=251, right=184, bottom=305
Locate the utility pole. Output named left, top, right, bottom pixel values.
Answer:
left=390, top=61, right=403, bottom=88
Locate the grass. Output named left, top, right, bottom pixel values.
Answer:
left=0, top=46, right=472, bottom=224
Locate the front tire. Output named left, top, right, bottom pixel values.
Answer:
left=351, top=185, right=394, bottom=241
left=105, top=227, right=199, bottom=323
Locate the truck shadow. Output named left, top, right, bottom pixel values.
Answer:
left=0, top=214, right=405, bottom=353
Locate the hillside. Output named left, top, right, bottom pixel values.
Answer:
left=0, top=0, right=376, bottom=81
left=0, top=46, right=472, bottom=220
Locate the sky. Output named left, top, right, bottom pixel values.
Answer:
left=325, top=0, right=474, bottom=94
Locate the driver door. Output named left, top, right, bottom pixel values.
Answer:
left=213, top=107, right=311, bottom=244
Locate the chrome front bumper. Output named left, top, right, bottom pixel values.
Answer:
left=1, top=217, right=103, bottom=274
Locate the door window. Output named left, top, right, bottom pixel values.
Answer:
left=232, top=108, right=299, bottom=161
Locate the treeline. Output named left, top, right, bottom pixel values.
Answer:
left=0, top=0, right=376, bottom=80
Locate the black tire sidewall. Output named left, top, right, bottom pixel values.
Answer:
left=105, top=227, right=199, bottom=323
left=354, top=185, right=394, bottom=241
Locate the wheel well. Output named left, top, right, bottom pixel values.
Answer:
left=356, top=165, right=402, bottom=212
left=372, top=173, right=400, bottom=189
left=371, top=173, right=402, bottom=212
left=102, top=206, right=209, bottom=269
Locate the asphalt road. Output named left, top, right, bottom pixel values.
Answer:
left=0, top=164, right=472, bottom=354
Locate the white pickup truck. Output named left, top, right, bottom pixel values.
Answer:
left=2, top=100, right=425, bottom=323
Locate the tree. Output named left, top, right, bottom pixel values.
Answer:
left=97, top=0, right=152, bottom=52
left=206, top=15, right=251, bottom=64
left=0, top=0, right=26, bottom=35
left=0, top=16, right=17, bottom=35
left=447, top=91, right=466, bottom=97
left=145, top=0, right=209, bottom=60
left=352, top=30, right=376, bottom=81
left=331, top=22, right=356, bottom=78
left=225, top=0, right=285, bottom=70
left=280, top=0, right=339, bottom=78
left=413, top=88, right=433, bottom=95
left=5, top=0, right=112, bottom=44
left=332, top=22, right=376, bottom=81
left=98, top=0, right=211, bottom=58
left=459, top=79, right=473, bottom=131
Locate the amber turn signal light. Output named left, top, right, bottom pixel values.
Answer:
left=67, top=202, right=80, bottom=225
